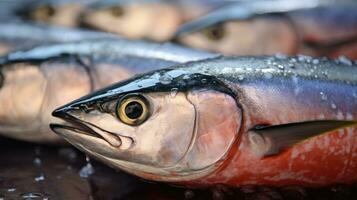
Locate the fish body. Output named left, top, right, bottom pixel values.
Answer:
left=0, top=22, right=115, bottom=55
left=176, top=0, right=357, bottom=59
left=0, top=39, right=216, bottom=143
left=52, top=55, right=357, bottom=187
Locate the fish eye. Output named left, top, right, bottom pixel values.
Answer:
left=202, top=24, right=225, bottom=41
left=33, top=5, right=56, bottom=20
left=108, top=6, right=124, bottom=17
left=116, top=94, right=150, bottom=126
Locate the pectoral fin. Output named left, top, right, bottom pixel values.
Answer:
left=248, top=120, right=357, bottom=157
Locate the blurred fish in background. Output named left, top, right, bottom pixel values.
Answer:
left=175, top=0, right=357, bottom=59
left=10, top=0, right=222, bottom=41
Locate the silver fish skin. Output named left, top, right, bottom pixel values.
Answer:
left=50, top=55, right=357, bottom=185
left=0, top=22, right=116, bottom=55
left=176, top=0, right=357, bottom=36
left=0, top=39, right=216, bottom=143
left=1, top=39, right=217, bottom=69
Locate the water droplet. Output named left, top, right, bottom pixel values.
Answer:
left=237, top=75, right=244, bottom=81
left=266, top=59, right=273, bottom=65
left=288, top=62, right=295, bottom=68
left=201, top=78, right=207, bottom=84
left=277, top=64, right=284, bottom=70
left=80, top=163, right=94, bottom=178
left=321, top=71, right=328, bottom=78
left=7, top=188, right=16, bottom=192
left=35, top=174, right=45, bottom=182
left=298, top=55, right=305, bottom=62
left=33, top=158, right=41, bottom=166
left=290, top=58, right=297, bottom=63
left=264, top=73, right=273, bottom=79
left=170, top=88, right=178, bottom=97
left=320, top=92, right=328, bottom=101
left=275, top=53, right=287, bottom=59
left=337, top=56, right=352, bottom=66
left=183, top=74, right=190, bottom=79
left=297, top=55, right=312, bottom=63
left=79, top=156, right=94, bottom=178
left=159, top=74, right=173, bottom=85
left=331, top=103, right=337, bottom=109
left=312, top=59, right=319, bottom=65
left=22, top=192, right=43, bottom=199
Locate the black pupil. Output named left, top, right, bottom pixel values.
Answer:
left=204, top=24, right=225, bottom=41
left=125, top=101, right=143, bottom=119
left=210, top=28, right=224, bottom=39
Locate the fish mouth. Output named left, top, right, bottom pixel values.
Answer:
left=50, top=108, right=123, bottom=148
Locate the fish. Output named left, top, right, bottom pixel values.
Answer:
left=0, top=39, right=216, bottom=143
left=175, top=0, right=357, bottom=59
left=0, top=22, right=115, bottom=55
left=12, top=0, right=184, bottom=42
left=51, top=55, right=357, bottom=187
left=11, top=0, right=221, bottom=42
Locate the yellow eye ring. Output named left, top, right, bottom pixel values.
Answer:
left=117, top=95, right=150, bottom=126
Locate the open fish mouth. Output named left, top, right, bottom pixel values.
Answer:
left=50, top=110, right=123, bottom=148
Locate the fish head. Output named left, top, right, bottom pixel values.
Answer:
left=51, top=68, right=241, bottom=182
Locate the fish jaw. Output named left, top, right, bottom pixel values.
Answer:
left=51, top=108, right=129, bottom=152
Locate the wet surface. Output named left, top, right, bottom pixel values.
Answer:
left=0, top=138, right=357, bottom=200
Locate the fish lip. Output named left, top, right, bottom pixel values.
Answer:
left=50, top=108, right=105, bottom=141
